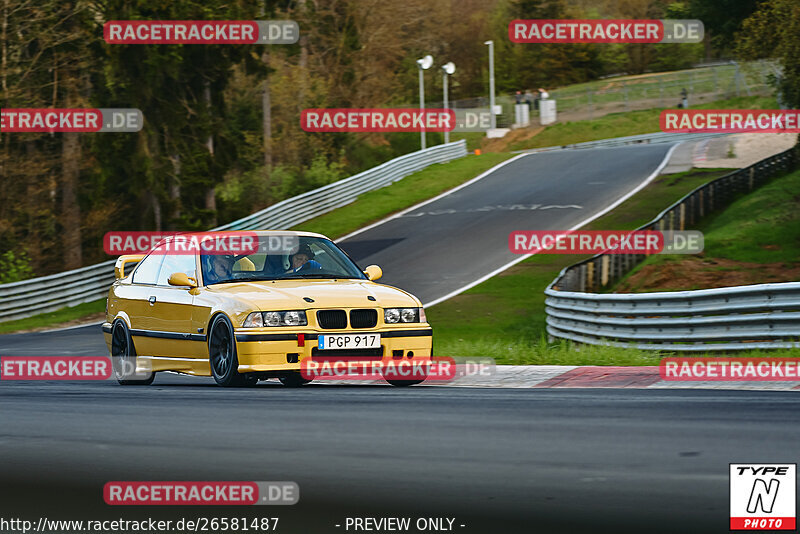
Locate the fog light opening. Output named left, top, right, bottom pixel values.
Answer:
left=407, top=351, right=414, bottom=359
left=392, top=350, right=404, bottom=360
left=287, top=353, right=299, bottom=364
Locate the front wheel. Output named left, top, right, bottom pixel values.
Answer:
left=208, top=315, right=253, bottom=387
left=383, top=360, right=428, bottom=387
left=110, top=320, right=154, bottom=386
left=386, top=379, right=425, bottom=387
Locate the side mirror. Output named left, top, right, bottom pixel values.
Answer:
left=364, top=265, right=382, bottom=281
left=168, top=272, right=197, bottom=288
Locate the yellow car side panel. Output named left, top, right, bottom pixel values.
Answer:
left=141, top=354, right=211, bottom=375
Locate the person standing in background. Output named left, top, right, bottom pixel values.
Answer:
left=680, top=88, right=689, bottom=108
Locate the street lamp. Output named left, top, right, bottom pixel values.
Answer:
left=416, top=54, right=433, bottom=150
left=484, top=40, right=496, bottom=130
left=441, top=62, right=455, bottom=144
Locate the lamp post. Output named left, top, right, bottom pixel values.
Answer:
left=441, top=62, right=455, bottom=144
left=484, top=40, right=496, bottom=130
left=416, top=55, right=433, bottom=150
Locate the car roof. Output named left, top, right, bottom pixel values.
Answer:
left=247, top=230, right=329, bottom=239
left=158, top=230, right=330, bottom=241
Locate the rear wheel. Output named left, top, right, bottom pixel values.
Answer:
left=111, top=320, right=154, bottom=385
left=209, top=315, right=255, bottom=387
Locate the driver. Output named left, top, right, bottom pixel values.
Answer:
left=286, top=243, right=322, bottom=274
left=204, top=254, right=234, bottom=284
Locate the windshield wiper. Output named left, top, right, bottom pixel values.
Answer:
left=281, top=273, right=362, bottom=279
left=239, top=275, right=281, bottom=282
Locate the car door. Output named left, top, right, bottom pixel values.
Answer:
left=122, top=245, right=166, bottom=358
left=145, top=252, right=200, bottom=359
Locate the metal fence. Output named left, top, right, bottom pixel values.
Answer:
left=546, top=145, right=799, bottom=350
left=436, top=61, right=776, bottom=128
left=514, top=131, right=734, bottom=153
left=0, top=140, right=467, bottom=323
left=546, top=61, right=775, bottom=123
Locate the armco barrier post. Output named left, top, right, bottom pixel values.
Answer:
left=601, top=256, right=610, bottom=287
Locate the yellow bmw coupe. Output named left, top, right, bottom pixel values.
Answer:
left=102, top=231, right=432, bottom=387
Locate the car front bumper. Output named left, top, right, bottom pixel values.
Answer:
left=234, top=328, right=433, bottom=373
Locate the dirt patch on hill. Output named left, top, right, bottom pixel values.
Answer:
left=482, top=126, right=543, bottom=152
left=614, top=256, right=800, bottom=293
left=696, top=132, right=798, bottom=169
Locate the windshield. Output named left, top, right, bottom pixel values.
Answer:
left=200, top=236, right=366, bottom=285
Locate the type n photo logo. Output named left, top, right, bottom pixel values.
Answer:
left=730, top=464, right=796, bottom=530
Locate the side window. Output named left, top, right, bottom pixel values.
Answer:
left=132, top=252, right=164, bottom=285
left=156, top=254, right=197, bottom=286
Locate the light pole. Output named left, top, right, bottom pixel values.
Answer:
left=416, top=55, right=433, bottom=150
left=484, top=40, right=496, bottom=130
left=441, top=62, right=455, bottom=144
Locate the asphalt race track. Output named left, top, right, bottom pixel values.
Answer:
left=2, top=375, right=800, bottom=533
left=339, top=143, right=673, bottom=305
left=2, top=143, right=798, bottom=533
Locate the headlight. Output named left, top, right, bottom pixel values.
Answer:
left=283, top=311, right=304, bottom=326
left=384, top=307, right=423, bottom=324
left=400, top=308, right=417, bottom=322
left=384, top=308, right=400, bottom=324
left=243, top=310, right=308, bottom=328
left=264, top=311, right=282, bottom=327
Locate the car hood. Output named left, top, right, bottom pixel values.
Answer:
left=203, top=279, right=420, bottom=310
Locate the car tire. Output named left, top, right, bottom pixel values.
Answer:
left=208, top=315, right=251, bottom=387
left=279, top=372, right=312, bottom=387
left=111, top=319, right=155, bottom=386
left=386, top=379, right=424, bottom=387
left=383, top=359, right=428, bottom=387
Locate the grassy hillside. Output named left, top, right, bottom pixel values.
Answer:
left=613, top=165, right=800, bottom=293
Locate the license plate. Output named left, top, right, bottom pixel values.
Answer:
left=318, top=334, right=381, bottom=350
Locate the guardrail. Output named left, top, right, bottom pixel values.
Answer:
left=513, top=131, right=733, bottom=153
left=0, top=140, right=467, bottom=323
left=546, top=145, right=799, bottom=350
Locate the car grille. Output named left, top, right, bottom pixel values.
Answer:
left=311, top=347, right=384, bottom=359
left=316, top=309, right=347, bottom=329
left=349, top=309, right=378, bottom=329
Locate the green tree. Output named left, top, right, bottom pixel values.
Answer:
left=737, top=0, right=800, bottom=109
left=689, top=0, right=760, bottom=57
